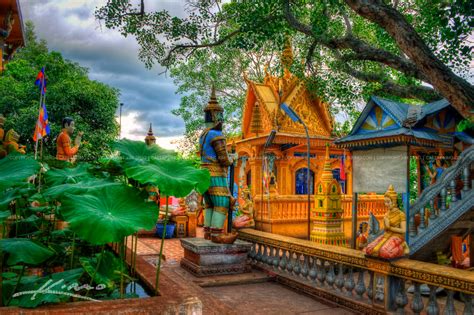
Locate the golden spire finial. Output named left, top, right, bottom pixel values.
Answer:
left=145, top=123, right=156, bottom=145
left=148, top=123, right=153, bottom=135
left=281, top=37, right=294, bottom=70
left=321, top=143, right=333, bottom=182
left=204, top=85, right=223, bottom=113
left=384, top=185, right=398, bottom=205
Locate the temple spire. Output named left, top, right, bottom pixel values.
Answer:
left=321, top=143, right=334, bottom=183
left=144, top=123, right=156, bottom=146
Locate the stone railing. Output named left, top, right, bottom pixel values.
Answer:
left=254, top=194, right=386, bottom=221
left=239, top=228, right=474, bottom=315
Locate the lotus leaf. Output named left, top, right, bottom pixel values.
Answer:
left=0, top=238, right=55, bottom=265
left=44, top=163, right=93, bottom=186
left=59, top=185, right=157, bottom=244
left=125, top=159, right=210, bottom=197
left=0, top=155, right=40, bottom=191
left=42, top=179, right=121, bottom=198
left=80, top=251, right=126, bottom=290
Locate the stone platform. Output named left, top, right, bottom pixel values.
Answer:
left=180, top=238, right=252, bottom=277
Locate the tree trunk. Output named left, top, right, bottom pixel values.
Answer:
left=345, top=0, right=474, bottom=118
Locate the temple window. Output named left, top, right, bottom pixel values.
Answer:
left=295, top=168, right=314, bottom=194
left=294, top=152, right=316, bottom=158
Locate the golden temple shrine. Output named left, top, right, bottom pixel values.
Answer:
left=231, top=41, right=387, bottom=242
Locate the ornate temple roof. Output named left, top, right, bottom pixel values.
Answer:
left=0, top=0, right=24, bottom=54
left=335, top=96, right=464, bottom=149
left=241, top=41, right=333, bottom=140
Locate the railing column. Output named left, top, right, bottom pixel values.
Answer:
left=286, top=251, right=294, bottom=274
left=450, top=180, right=457, bottom=203
left=301, top=255, right=309, bottom=279
left=440, top=187, right=447, bottom=212
left=293, top=253, right=301, bottom=276
left=462, top=293, right=472, bottom=315
left=344, top=267, right=355, bottom=296
left=409, top=215, right=417, bottom=237
left=426, top=285, right=440, bottom=315
left=355, top=269, right=366, bottom=300
left=335, top=263, right=344, bottom=293
left=410, top=282, right=424, bottom=315
left=462, top=165, right=470, bottom=192
left=279, top=249, right=287, bottom=271
left=256, top=243, right=262, bottom=262
left=317, top=259, right=326, bottom=287
left=309, top=257, right=317, bottom=283
left=420, top=206, right=426, bottom=230
left=395, top=279, right=408, bottom=315
left=367, top=271, right=374, bottom=302
left=443, top=290, right=456, bottom=315
left=326, top=262, right=336, bottom=290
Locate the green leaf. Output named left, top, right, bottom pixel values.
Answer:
left=80, top=251, right=126, bottom=290
left=0, top=238, right=55, bottom=265
left=112, top=139, right=176, bottom=167
left=13, top=268, right=84, bottom=308
left=60, top=185, right=157, bottom=244
left=42, top=179, right=121, bottom=198
left=0, top=210, right=11, bottom=223
left=125, top=159, right=210, bottom=197
left=0, top=155, right=40, bottom=191
left=44, top=163, right=93, bottom=186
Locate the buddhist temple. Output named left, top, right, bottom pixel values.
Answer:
left=0, top=0, right=24, bottom=71
left=231, top=40, right=385, bottom=241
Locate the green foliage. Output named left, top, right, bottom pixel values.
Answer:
left=124, top=159, right=210, bottom=197
left=44, top=163, right=93, bottom=186
left=0, top=238, right=55, bottom=265
left=0, top=154, right=40, bottom=190
left=0, top=22, right=119, bottom=161
left=112, top=139, right=176, bottom=167
left=42, top=179, right=121, bottom=199
left=59, top=185, right=157, bottom=244
left=80, top=251, right=126, bottom=290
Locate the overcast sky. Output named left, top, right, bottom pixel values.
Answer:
left=20, top=0, right=186, bottom=150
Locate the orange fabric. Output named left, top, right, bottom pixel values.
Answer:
left=56, top=130, right=78, bottom=161
left=451, top=235, right=464, bottom=263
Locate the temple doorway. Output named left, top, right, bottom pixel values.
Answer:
left=295, top=168, right=314, bottom=194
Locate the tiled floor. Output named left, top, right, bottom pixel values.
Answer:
left=127, top=228, right=355, bottom=315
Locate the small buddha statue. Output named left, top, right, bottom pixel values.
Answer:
left=3, top=129, right=26, bottom=154
left=364, top=185, right=409, bottom=259
left=56, top=117, right=83, bottom=163
left=234, top=187, right=255, bottom=228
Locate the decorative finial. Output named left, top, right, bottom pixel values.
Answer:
left=281, top=37, right=294, bottom=70
left=148, top=123, right=153, bottom=135
left=321, top=143, right=333, bottom=182
left=145, top=123, right=156, bottom=145
left=210, top=85, right=216, bottom=100
left=204, top=85, right=223, bottom=113
left=384, top=185, right=398, bottom=204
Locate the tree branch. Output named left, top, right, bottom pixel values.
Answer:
left=344, top=0, right=474, bottom=116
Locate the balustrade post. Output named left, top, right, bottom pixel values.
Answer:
left=367, top=271, right=374, bottom=301
left=443, top=290, right=456, bottom=315
left=272, top=247, right=280, bottom=270
left=440, top=187, right=447, bottom=212
left=450, top=180, right=457, bottom=203
left=293, top=253, right=302, bottom=276
left=355, top=269, right=366, bottom=300
left=344, top=267, right=355, bottom=296
left=249, top=243, right=257, bottom=262
left=279, top=249, right=287, bottom=271
left=410, top=282, right=424, bottom=315
left=300, top=255, right=309, bottom=279
left=462, top=165, right=470, bottom=192
left=335, top=263, right=344, bottom=293
left=262, top=244, right=269, bottom=265
left=395, top=279, right=408, bottom=315
left=286, top=251, right=294, bottom=274
left=317, top=259, right=326, bottom=287
left=429, top=199, right=437, bottom=220
left=326, top=262, right=336, bottom=290
left=426, top=285, right=440, bottom=315
left=420, top=206, right=426, bottom=230
left=462, top=293, right=472, bottom=315
left=409, top=215, right=417, bottom=237
left=309, top=257, right=317, bottom=283
left=256, top=243, right=262, bottom=262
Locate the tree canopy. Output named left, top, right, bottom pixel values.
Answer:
left=96, top=0, right=473, bottom=132
left=0, top=22, right=119, bottom=161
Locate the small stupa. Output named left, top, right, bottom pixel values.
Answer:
left=144, top=123, right=156, bottom=146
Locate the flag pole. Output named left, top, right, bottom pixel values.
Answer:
left=34, top=68, right=46, bottom=160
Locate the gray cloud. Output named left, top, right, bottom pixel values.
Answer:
left=19, top=0, right=185, bottom=138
